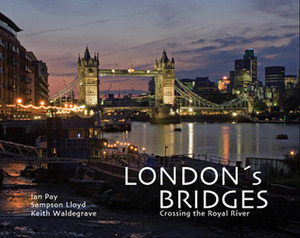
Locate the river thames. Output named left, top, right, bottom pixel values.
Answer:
left=1, top=122, right=299, bottom=237
left=105, top=122, right=299, bottom=165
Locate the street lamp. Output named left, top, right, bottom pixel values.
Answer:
left=40, top=100, right=45, bottom=106
left=165, top=145, right=168, bottom=156
left=16, top=98, right=22, bottom=116
left=16, top=98, right=22, bottom=104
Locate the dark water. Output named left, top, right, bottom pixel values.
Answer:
left=0, top=165, right=221, bottom=237
left=0, top=123, right=298, bottom=237
left=105, top=122, right=299, bottom=163
left=0, top=164, right=91, bottom=216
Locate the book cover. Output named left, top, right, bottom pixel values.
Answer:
left=0, top=1, right=299, bottom=237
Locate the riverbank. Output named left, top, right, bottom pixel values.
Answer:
left=1, top=211, right=294, bottom=238
left=0, top=209, right=221, bottom=237
left=0, top=177, right=224, bottom=238
left=0, top=184, right=294, bottom=238
left=1, top=162, right=298, bottom=237
left=0, top=168, right=219, bottom=237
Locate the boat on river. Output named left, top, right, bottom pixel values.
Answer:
left=69, top=166, right=105, bottom=197
left=20, top=165, right=37, bottom=178
left=102, top=118, right=132, bottom=132
left=275, top=134, right=288, bottom=140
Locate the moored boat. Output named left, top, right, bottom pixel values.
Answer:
left=69, top=166, right=105, bottom=197
left=103, top=118, right=132, bottom=132
left=20, top=165, right=37, bottom=178
left=275, top=134, right=288, bottom=140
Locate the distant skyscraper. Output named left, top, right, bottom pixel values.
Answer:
left=243, top=48, right=257, bottom=85
left=232, top=49, right=257, bottom=93
left=229, top=70, right=235, bottom=93
left=179, top=78, right=195, bottom=90
left=194, top=77, right=218, bottom=95
left=265, top=66, right=285, bottom=90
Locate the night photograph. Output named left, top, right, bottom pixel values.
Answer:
left=0, top=0, right=299, bottom=237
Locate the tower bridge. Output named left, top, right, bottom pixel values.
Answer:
left=49, top=46, right=249, bottom=113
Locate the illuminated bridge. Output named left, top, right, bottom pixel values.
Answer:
left=49, top=48, right=248, bottom=112
left=50, top=75, right=248, bottom=111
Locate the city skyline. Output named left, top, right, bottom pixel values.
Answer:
left=1, top=0, right=299, bottom=96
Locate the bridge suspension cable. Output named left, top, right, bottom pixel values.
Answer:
left=174, top=78, right=248, bottom=109
left=175, top=78, right=220, bottom=108
left=49, top=77, right=81, bottom=103
left=48, top=73, right=247, bottom=110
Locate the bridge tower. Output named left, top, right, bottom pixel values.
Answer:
left=154, top=50, right=175, bottom=107
left=77, top=46, right=99, bottom=107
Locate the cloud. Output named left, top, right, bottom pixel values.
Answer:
left=175, top=48, right=240, bottom=79
left=150, top=1, right=187, bottom=29
left=15, top=0, right=298, bottom=92
left=176, top=32, right=297, bottom=60
left=23, top=0, right=102, bottom=17
left=28, top=19, right=109, bottom=36
left=258, top=36, right=299, bottom=73
left=99, top=39, right=166, bottom=58
left=212, top=33, right=297, bottom=48
left=166, top=42, right=179, bottom=48
left=192, top=39, right=206, bottom=44
left=176, top=45, right=219, bottom=56
left=176, top=36, right=299, bottom=82
left=250, top=0, right=299, bottom=20
left=279, top=24, right=299, bottom=30
left=197, top=46, right=218, bottom=51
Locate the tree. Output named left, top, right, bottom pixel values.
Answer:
left=253, top=99, right=268, bottom=113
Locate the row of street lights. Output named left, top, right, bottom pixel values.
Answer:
left=103, top=140, right=169, bottom=156
left=16, top=98, right=45, bottom=107
left=103, top=141, right=146, bottom=153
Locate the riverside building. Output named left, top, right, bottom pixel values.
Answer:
left=0, top=12, right=48, bottom=106
left=265, top=66, right=285, bottom=90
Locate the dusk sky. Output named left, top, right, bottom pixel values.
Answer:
left=1, top=0, right=299, bottom=96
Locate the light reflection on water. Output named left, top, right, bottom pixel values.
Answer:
left=0, top=163, right=37, bottom=215
left=105, top=122, right=299, bottom=164
left=0, top=189, right=34, bottom=214
left=188, top=123, right=193, bottom=156
left=221, top=126, right=229, bottom=163
left=0, top=164, right=83, bottom=216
